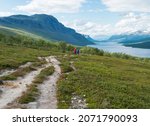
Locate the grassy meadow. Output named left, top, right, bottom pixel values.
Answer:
left=0, top=30, right=150, bottom=109
left=0, top=44, right=51, bottom=70
left=57, top=55, right=150, bottom=109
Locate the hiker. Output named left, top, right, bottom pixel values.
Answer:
left=74, top=48, right=77, bottom=54
left=77, top=49, right=80, bottom=55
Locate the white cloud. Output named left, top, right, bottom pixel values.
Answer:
left=62, top=13, right=150, bottom=38
left=0, top=12, right=14, bottom=17
left=63, top=20, right=112, bottom=37
left=115, top=13, right=150, bottom=34
left=16, top=0, right=86, bottom=14
left=102, top=0, right=150, bottom=12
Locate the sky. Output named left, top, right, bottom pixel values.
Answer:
left=0, top=0, right=150, bottom=39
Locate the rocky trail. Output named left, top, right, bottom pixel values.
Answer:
left=0, top=62, right=32, bottom=77
left=27, top=56, right=61, bottom=109
left=0, top=55, right=87, bottom=109
left=0, top=56, right=59, bottom=109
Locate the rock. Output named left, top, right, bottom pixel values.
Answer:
left=78, top=100, right=82, bottom=103
left=70, top=95, right=87, bottom=109
left=0, top=80, right=4, bottom=85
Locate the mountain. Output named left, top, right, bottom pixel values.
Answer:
left=0, top=25, right=44, bottom=39
left=109, top=31, right=150, bottom=43
left=108, top=34, right=127, bottom=42
left=108, top=31, right=150, bottom=49
left=125, top=41, right=150, bottom=49
left=0, top=14, right=94, bottom=46
left=83, top=35, right=97, bottom=42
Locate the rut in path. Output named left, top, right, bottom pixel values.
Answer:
left=0, top=62, right=32, bottom=77
left=0, top=57, right=52, bottom=109
left=27, top=56, right=61, bottom=109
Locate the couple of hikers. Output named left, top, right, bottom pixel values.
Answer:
left=74, top=48, right=80, bottom=55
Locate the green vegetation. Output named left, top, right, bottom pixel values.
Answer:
left=0, top=60, right=47, bottom=80
left=0, top=67, right=35, bottom=80
left=33, top=66, right=55, bottom=84
left=57, top=55, right=150, bottom=109
left=19, top=66, right=55, bottom=104
left=81, top=46, right=146, bottom=60
left=0, top=44, right=51, bottom=70
left=0, top=32, right=66, bottom=70
left=59, top=57, right=74, bottom=73
left=0, top=33, right=58, bottom=50
left=0, top=26, right=44, bottom=39
left=81, top=47, right=104, bottom=56
left=0, top=29, right=150, bottom=109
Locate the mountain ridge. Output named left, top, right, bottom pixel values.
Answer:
left=0, top=14, right=94, bottom=46
left=106, top=31, right=150, bottom=49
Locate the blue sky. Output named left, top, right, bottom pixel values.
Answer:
left=0, top=0, right=120, bottom=24
left=0, top=0, right=150, bottom=38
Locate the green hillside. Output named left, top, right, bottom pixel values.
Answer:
left=0, top=29, right=150, bottom=109
left=0, top=25, right=45, bottom=40
left=0, top=14, right=94, bottom=46
left=58, top=54, right=150, bottom=109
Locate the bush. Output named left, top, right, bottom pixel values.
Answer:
left=59, top=42, right=67, bottom=53
left=111, top=53, right=136, bottom=60
left=0, top=33, right=58, bottom=50
left=81, top=47, right=104, bottom=56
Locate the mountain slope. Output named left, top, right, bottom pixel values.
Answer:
left=108, top=31, right=150, bottom=49
left=0, top=25, right=44, bottom=40
left=0, top=14, right=94, bottom=46
left=125, top=40, right=150, bottom=49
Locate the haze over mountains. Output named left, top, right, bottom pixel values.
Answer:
left=106, top=31, right=150, bottom=49
left=0, top=14, right=94, bottom=46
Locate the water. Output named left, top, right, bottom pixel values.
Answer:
left=89, top=41, right=150, bottom=58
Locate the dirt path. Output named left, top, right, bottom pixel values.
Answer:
left=0, top=62, right=32, bottom=77
left=0, top=58, right=51, bottom=109
left=27, top=56, right=61, bottom=109
left=0, top=69, right=15, bottom=77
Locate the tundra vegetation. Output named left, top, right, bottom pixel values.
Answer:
left=0, top=32, right=150, bottom=109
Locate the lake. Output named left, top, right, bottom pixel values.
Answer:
left=89, top=41, right=150, bottom=58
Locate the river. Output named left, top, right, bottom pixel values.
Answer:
left=89, top=41, right=150, bottom=58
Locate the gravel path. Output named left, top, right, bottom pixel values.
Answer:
left=0, top=62, right=32, bottom=77
left=0, top=58, right=51, bottom=109
left=27, top=56, right=61, bottom=109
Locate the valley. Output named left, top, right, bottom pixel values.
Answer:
left=0, top=33, right=150, bottom=109
left=0, top=14, right=150, bottom=109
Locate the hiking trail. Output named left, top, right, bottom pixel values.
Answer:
left=0, top=56, right=60, bottom=109
left=27, top=56, right=61, bottom=109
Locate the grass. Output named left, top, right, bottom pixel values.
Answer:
left=18, top=84, right=39, bottom=104
left=0, top=44, right=52, bottom=70
left=33, top=66, right=55, bottom=84
left=0, top=60, right=48, bottom=80
left=18, top=66, right=55, bottom=104
left=0, top=67, right=35, bottom=80
left=57, top=54, right=150, bottom=109
left=58, top=57, right=74, bottom=73
left=1, top=31, right=150, bottom=109
left=0, top=25, right=43, bottom=40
